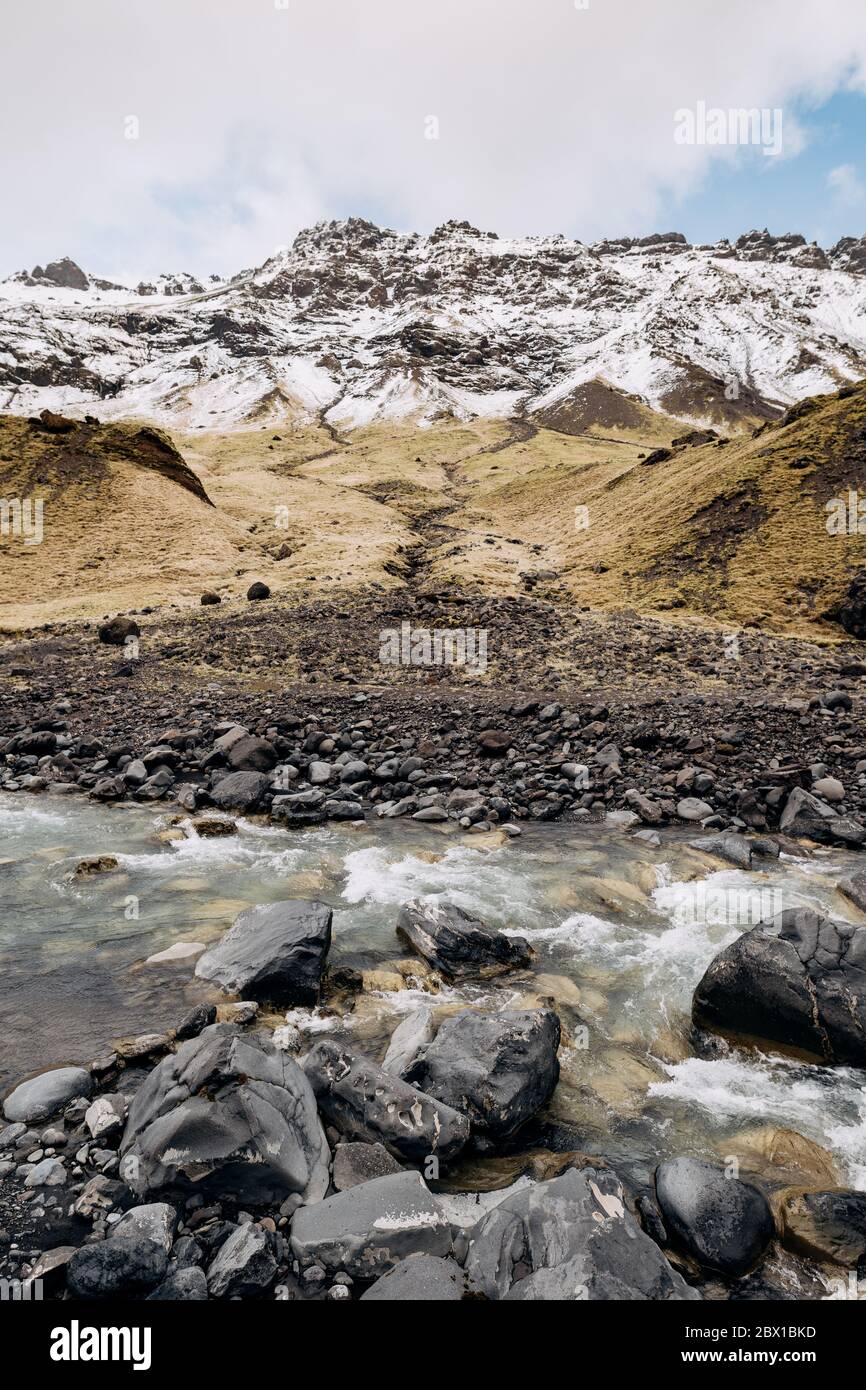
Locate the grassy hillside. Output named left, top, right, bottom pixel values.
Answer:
left=1, top=381, right=864, bottom=638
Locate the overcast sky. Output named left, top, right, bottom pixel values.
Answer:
left=2, top=0, right=866, bottom=280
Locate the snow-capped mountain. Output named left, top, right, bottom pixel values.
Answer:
left=2, top=219, right=865, bottom=432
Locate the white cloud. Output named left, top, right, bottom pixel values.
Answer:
left=2, top=0, right=866, bottom=278
left=827, top=162, right=865, bottom=204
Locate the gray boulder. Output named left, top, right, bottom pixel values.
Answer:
left=147, top=1266, right=208, bottom=1300
left=291, top=1172, right=451, bottom=1278
left=195, top=899, right=332, bottom=1005
left=332, top=1142, right=403, bottom=1191
left=114, top=1202, right=177, bottom=1253
left=360, top=1254, right=464, bottom=1301
left=382, top=1005, right=435, bottom=1076
left=689, top=833, right=753, bottom=869
left=119, top=1024, right=330, bottom=1205
left=3, top=1066, right=92, bottom=1123
left=209, top=771, right=271, bottom=812
left=464, top=1166, right=699, bottom=1300
left=404, top=1009, right=560, bottom=1141
left=303, top=1040, right=470, bottom=1164
left=693, top=908, right=866, bottom=1065
left=67, top=1236, right=168, bottom=1299
left=838, top=870, right=866, bottom=914
left=396, top=899, right=533, bottom=979
left=655, top=1158, right=774, bottom=1277
left=207, top=1223, right=276, bottom=1298
left=227, top=735, right=278, bottom=772
left=779, top=786, right=865, bottom=845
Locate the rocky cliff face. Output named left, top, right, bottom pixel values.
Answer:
left=1, top=219, right=865, bottom=431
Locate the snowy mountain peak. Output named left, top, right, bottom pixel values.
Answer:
left=1, top=222, right=865, bottom=432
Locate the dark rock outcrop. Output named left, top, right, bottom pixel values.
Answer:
left=403, top=1008, right=560, bottom=1142
left=396, top=899, right=533, bottom=979
left=194, top=899, right=332, bottom=1005
left=692, top=908, right=866, bottom=1065
left=119, top=1024, right=330, bottom=1204
left=655, top=1158, right=774, bottom=1277
left=302, top=1039, right=470, bottom=1163
left=464, top=1165, right=699, bottom=1300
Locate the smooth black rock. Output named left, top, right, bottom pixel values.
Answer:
left=655, top=1158, right=774, bottom=1277
left=693, top=908, right=866, bottom=1065
left=195, top=899, right=332, bottom=1005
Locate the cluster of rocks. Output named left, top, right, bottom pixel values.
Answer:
left=3, top=887, right=865, bottom=1302
left=3, top=614, right=866, bottom=846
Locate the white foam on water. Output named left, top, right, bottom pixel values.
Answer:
left=649, top=1054, right=866, bottom=1189
left=340, top=843, right=540, bottom=926
left=0, top=801, right=68, bottom=832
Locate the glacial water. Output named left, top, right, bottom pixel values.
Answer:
left=1, top=791, right=865, bottom=1199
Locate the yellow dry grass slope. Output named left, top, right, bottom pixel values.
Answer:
left=0, top=381, right=863, bottom=637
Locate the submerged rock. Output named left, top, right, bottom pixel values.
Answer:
left=778, top=1188, right=866, bottom=1266
left=464, top=1165, right=699, bottom=1300
left=291, top=1172, right=452, bottom=1278
left=404, top=1008, right=561, bottom=1142
left=119, top=1024, right=330, bottom=1205
left=689, top=833, right=753, bottom=869
left=303, top=1039, right=470, bottom=1163
left=396, top=899, right=533, bottom=979
left=195, top=899, right=332, bottom=1005
left=655, top=1158, right=774, bottom=1277
left=693, top=908, right=866, bottom=1065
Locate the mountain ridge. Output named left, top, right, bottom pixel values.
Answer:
left=1, top=218, right=865, bottom=433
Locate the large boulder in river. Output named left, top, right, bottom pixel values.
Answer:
left=396, top=899, right=533, bottom=979
left=692, top=908, right=866, bottom=1065
left=403, top=1008, right=560, bottom=1142
left=655, top=1158, right=774, bottom=1277
left=303, top=1040, right=470, bottom=1164
left=464, top=1165, right=699, bottom=1300
left=291, top=1172, right=452, bottom=1278
left=195, top=899, right=332, bottom=1005
left=3, top=1065, right=92, bottom=1123
left=119, top=1024, right=329, bottom=1205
